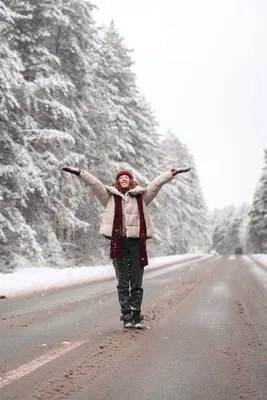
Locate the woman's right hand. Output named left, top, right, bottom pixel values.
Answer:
left=62, top=167, right=81, bottom=176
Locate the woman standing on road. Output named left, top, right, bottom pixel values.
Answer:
left=62, top=166, right=190, bottom=328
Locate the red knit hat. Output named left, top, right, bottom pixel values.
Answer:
left=116, top=170, right=133, bottom=180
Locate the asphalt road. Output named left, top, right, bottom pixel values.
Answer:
left=1, top=255, right=267, bottom=400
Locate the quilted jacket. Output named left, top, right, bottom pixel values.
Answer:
left=80, top=170, right=174, bottom=239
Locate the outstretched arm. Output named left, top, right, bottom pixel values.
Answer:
left=142, top=168, right=191, bottom=205
left=62, top=167, right=109, bottom=207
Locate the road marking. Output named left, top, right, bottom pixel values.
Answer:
left=0, top=341, right=86, bottom=389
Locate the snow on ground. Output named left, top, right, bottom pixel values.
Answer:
left=242, top=255, right=267, bottom=291
left=228, top=255, right=235, bottom=260
left=0, top=253, right=212, bottom=298
left=250, top=254, right=267, bottom=268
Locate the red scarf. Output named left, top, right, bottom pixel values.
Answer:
left=110, top=194, right=148, bottom=268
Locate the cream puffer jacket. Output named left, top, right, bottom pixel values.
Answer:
left=80, top=170, right=174, bottom=239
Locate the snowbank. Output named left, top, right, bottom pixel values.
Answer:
left=250, top=254, right=267, bottom=268
left=242, top=255, right=267, bottom=291
left=0, top=253, right=209, bottom=297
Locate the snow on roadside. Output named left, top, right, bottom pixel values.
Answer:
left=250, top=254, right=267, bottom=268
left=0, top=253, right=212, bottom=298
left=228, top=255, right=235, bottom=260
left=242, top=255, right=267, bottom=291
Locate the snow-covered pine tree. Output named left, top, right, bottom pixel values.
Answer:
left=95, top=21, right=159, bottom=178
left=213, top=206, right=236, bottom=254
left=225, top=214, right=243, bottom=254
left=247, top=187, right=264, bottom=253
left=237, top=203, right=250, bottom=249
left=247, top=149, right=267, bottom=253
left=211, top=224, right=227, bottom=254
left=39, top=0, right=108, bottom=263
left=2, top=0, right=91, bottom=267
left=148, top=130, right=211, bottom=255
left=210, top=204, right=250, bottom=254
left=259, top=150, right=267, bottom=249
left=0, top=2, right=46, bottom=270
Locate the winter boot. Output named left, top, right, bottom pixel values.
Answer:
left=120, top=312, right=133, bottom=328
left=132, top=310, right=144, bottom=329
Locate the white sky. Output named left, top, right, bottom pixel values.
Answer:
left=95, top=0, right=267, bottom=209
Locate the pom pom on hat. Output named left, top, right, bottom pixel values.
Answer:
left=116, top=170, right=133, bottom=180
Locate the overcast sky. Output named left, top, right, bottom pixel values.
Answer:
left=95, top=0, right=267, bottom=209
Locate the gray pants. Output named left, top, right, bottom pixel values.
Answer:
left=112, top=237, right=144, bottom=314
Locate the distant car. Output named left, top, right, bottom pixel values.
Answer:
left=235, top=247, right=244, bottom=255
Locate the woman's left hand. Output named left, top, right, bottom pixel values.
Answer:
left=171, top=168, right=191, bottom=176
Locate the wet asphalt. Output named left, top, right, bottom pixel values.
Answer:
left=1, top=255, right=267, bottom=400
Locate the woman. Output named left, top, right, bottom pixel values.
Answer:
left=62, top=166, right=191, bottom=328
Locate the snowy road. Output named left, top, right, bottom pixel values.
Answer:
left=1, top=256, right=267, bottom=399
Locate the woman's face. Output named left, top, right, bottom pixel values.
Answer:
left=118, top=175, right=130, bottom=188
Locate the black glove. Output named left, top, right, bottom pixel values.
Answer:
left=62, top=167, right=81, bottom=176
left=171, top=168, right=191, bottom=176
